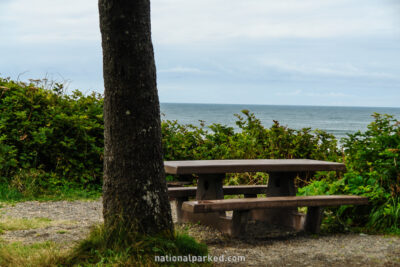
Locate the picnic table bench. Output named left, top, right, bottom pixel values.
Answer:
left=168, top=185, right=268, bottom=198
left=165, top=159, right=368, bottom=237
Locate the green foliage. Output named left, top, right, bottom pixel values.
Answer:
left=300, top=114, right=400, bottom=232
left=343, top=114, right=400, bottom=197
left=0, top=77, right=103, bottom=190
left=162, top=109, right=339, bottom=162
left=341, top=114, right=400, bottom=231
left=0, top=180, right=101, bottom=203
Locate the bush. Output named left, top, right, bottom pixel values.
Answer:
left=341, top=114, right=400, bottom=231
left=299, top=114, right=400, bottom=232
left=162, top=110, right=340, bottom=162
left=0, top=77, right=103, bottom=191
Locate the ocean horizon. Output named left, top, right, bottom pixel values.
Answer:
left=160, top=103, right=400, bottom=140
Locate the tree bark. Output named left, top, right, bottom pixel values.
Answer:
left=99, top=0, right=173, bottom=235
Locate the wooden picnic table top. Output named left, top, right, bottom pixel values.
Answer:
left=164, top=159, right=346, bottom=175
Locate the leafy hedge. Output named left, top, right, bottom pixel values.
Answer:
left=299, top=114, right=400, bottom=232
left=1, top=77, right=399, bottom=232
left=0, top=78, right=103, bottom=193
left=162, top=110, right=340, bottom=162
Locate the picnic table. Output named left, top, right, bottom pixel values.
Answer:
left=165, top=159, right=367, bottom=236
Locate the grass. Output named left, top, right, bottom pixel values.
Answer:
left=0, top=224, right=210, bottom=266
left=0, top=241, right=66, bottom=267
left=0, top=183, right=101, bottom=203
left=0, top=217, right=53, bottom=233
left=0, top=217, right=76, bottom=234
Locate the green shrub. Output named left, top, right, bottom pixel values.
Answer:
left=0, top=78, right=103, bottom=190
left=162, top=110, right=340, bottom=162
left=300, top=113, right=400, bottom=232
left=342, top=114, right=400, bottom=231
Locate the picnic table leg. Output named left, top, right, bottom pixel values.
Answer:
left=231, top=210, right=250, bottom=237
left=251, top=172, right=304, bottom=230
left=175, top=196, right=188, bottom=223
left=304, top=207, right=324, bottom=233
left=195, top=174, right=254, bottom=237
left=196, top=174, right=224, bottom=200
left=267, top=172, right=296, bottom=196
left=180, top=174, right=226, bottom=227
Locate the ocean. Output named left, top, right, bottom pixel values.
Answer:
left=160, top=103, right=400, bottom=140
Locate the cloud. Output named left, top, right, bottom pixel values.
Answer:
left=274, top=89, right=354, bottom=99
left=259, top=60, right=397, bottom=79
left=151, top=0, right=399, bottom=44
left=305, top=92, right=354, bottom=98
left=275, top=90, right=302, bottom=96
left=159, top=67, right=206, bottom=74
left=1, top=0, right=398, bottom=45
left=0, top=0, right=100, bottom=43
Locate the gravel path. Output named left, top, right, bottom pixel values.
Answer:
left=0, top=199, right=399, bottom=266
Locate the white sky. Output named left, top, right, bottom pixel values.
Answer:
left=0, top=0, right=399, bottom=106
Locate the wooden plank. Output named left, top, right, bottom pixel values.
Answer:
left=168, top=185, right=269, bottom=198
left=168, top=187, right=196, bottom=198
left=182, top=195, right=368, bottom=213
left=164, top=159, right=346, bottom=175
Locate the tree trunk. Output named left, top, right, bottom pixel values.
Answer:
left=99, top=0, right=173, bottom=235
